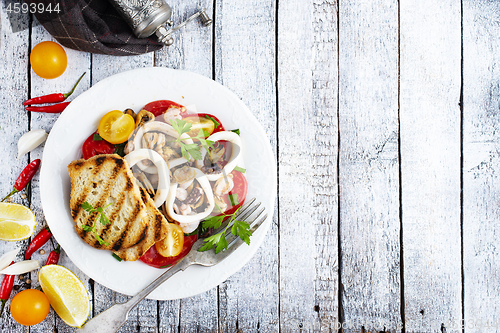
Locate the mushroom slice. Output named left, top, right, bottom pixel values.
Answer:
left=134, top=121, right=193, bottom=174
left=205, top=131, right=242, bottom=181
left=124, top=149, right=170, bottom=208
left=166, top=168, right=215, bottom=224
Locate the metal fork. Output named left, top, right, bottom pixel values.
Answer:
left=75, top=198, right=267, bottom=333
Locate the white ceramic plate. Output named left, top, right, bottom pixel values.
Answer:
left=40, top=67, right=276, bottom=300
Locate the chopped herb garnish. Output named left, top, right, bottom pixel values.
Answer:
left=81, top=201, right=113, bottom=246
left=198, top=205, right=252, bottom=254
left=114, top=142, right=127, bottom=157
left=204, top=115, right=220, bottom=129
left=112, top=253, right=123, bottom=262
left=228, top=193, right=239, bottom=206
left=160, top=263, right=174, bottom=268
left=93, top=133, right=103, bottom=141
left=170, top=119, right=214, bottom=160
left=230, top=129, right=240, bottom=135
left=234, top=166, right=246, bottom=173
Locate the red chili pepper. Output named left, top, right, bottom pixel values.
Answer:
left=1, top=159, right=41, bottom=202
left=23, top=72, right=86, bottom=106
left=25, top=101, right=71, bottom=113
left=0, top=261, right=15, bottom=316
left=25, top=227, right=52, bottom=260
left=45, top=245, right=61, bottom=265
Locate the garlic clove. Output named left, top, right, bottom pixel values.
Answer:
left=17, top=129, right=48, bottom=159
left=0, top=248, right=21, bottom=271
left=0, top=260, right=39, bottom=275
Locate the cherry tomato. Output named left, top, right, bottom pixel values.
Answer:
left=182, top=116, right=215, bottom=137
left=140, top=234, right=198, bottom=269
left=82, top=132, right=116, bottom=159
left=30, top=41, right=67, bottom=79
left=10, top=289, right=50, bottom=326
left=221, top=170, right=248, bottom=215
left=155, top=223, right=184, bottom=257
left=98, top=110, right=135, bottom=144
left=142, top=100, right=186, bottom=117
left=182, top=113, right=225, bottom=135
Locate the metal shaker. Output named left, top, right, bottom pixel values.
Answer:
left=108, top=0, right=212, bottom=46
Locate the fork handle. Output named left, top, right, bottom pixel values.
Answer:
left=76, top=259, right=190, bottom=333
left=128, top=259, right=189, bottom=308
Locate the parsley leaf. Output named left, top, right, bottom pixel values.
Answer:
left=170, top=119, right=215, bottom=161
left=198, top=206, right=253, bottom=253
left=231, top=220, right=252, bottom=245
left=193, top=130, right=214, bottom=152
left=228, top=193, right=239, bottom=206
left=201, top=215, right=225, bottom=230
left=230, top=129, right=240, bottom=135
left=82, top=201, right=93, bottom=212
left=80, top=202, right=113, bottom=246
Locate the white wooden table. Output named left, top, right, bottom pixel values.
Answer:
left=1, top=0, right=499, bottom=332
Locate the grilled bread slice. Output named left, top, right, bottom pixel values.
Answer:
left=113, top=187, right=169, bottom=261
left=68, top=154, right=149, bottom=252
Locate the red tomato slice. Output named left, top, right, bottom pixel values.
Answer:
left=142, top=100, right=186, bottom=117
left=82, top=132, right=116, bottom=159
left=182, top=113, right=225, bottom=135
left=140, top=234, right=198, bottom=269
left=221, top=170, right=248, bottom=215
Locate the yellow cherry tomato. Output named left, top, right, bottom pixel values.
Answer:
left=10, top=289, right=50, bottom=326
left=155, top=223, right=184, bottom=257
left=30, top=41, right=68, bottom=79
left=183, top=116, right=215, bottom=137
left=98, top=111, right=135, bottom=144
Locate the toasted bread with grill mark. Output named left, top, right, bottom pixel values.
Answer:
left=68, top=154, right=148, bottom=252
left=113, top=187, right=169, bottom=261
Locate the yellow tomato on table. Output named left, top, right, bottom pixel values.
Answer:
left=10, top=289, right=50, bottom=326
left=30, top=41, right=67, bottom=79
left=98, top=110, right=135, bottom=144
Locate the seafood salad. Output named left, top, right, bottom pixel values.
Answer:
left=78, top=100, right=248, bottom=268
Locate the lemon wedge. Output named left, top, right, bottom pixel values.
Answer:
left=0, top=202, right=36, bottom=241
left=39, top=265, right=90, bottom=328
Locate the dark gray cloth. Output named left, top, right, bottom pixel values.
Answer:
left=25, top=0, right=163, bottom=56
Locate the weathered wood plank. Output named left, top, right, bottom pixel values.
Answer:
left=400, top=0, right=462, bottom=331
left=338, top=1, right=401, bottom=332
left=90, top=52, right=156, bottom=333
left=153, top=1, right=217, bottom=331
left=278, top=0, right=339, bottom=331
left=0, top=4, right=30, bottom=333
left=463, top=1, right=500, bottom=332
left=214, top=0, right=279, bottom=332
left=27, top=20, right=93, bottom=333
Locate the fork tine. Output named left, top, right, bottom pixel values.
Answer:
left=235, top=202, right=262, bottom=222
left=213, top=211, right=268, bottom=262
left=225, top=207, right=266, bottom=248
left=211, top=198, right=257, bottom=235
left=222, top=202, right=262, bottom=242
